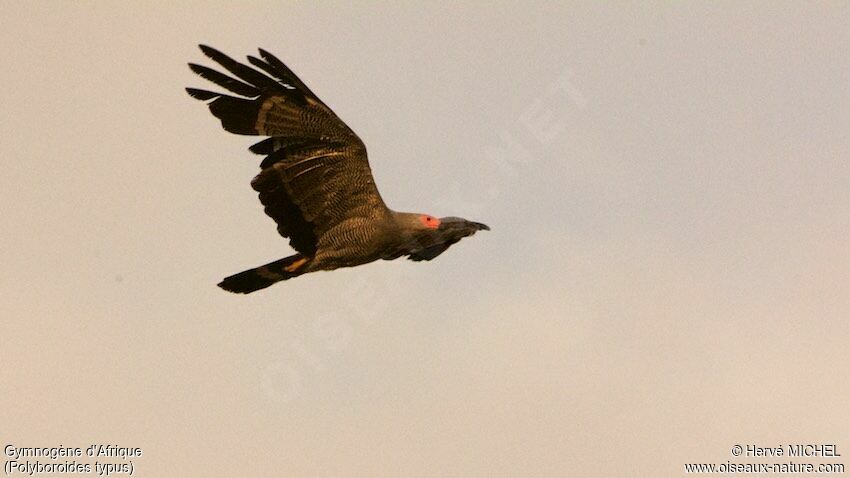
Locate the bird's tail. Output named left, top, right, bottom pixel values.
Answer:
left=218, top=254, right=311, bottom=294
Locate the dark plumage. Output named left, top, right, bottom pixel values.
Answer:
left=187, top=45, right=489, bottom=293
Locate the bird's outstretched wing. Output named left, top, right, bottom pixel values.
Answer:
left=187, top=45, right=388, bottom=256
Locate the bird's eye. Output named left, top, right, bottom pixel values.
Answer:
left=420, top=215, right=440, bottom=228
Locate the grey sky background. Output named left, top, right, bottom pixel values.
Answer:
left=2, top=3, right=848, bottom=476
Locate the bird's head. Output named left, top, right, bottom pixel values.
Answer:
left=397, top=212, right=488, bottom=246
left=405, top=213, right=489, bottom=234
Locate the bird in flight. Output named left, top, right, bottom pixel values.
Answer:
left=187, top=45, right=489, bottom=293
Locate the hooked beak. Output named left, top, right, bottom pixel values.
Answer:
left=438, top=217, right=490, bottom=234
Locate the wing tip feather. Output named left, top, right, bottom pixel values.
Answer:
left=185, top=87, right=219, bottom=100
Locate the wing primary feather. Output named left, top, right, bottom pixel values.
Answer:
left=257, top=48, right=322, bottom=101
left=198, top=44, right=281, bottom=93
left=185, top=88, right=220, bottom=101
left=247, top=57, right=293, bottom=88
left=188, top=63, right=260, bottom=97
left=247, top=56, right=299, bottom=90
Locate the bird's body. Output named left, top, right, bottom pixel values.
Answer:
left=187, top=45, right=488, bottom=293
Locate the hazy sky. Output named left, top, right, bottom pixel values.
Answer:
left=2, top=3, right=849, bottom=477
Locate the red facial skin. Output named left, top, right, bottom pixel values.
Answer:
left=419, top=215, right=441, bottom=229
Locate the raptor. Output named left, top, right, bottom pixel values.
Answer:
left=187, top=45, right=489, bottom=293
